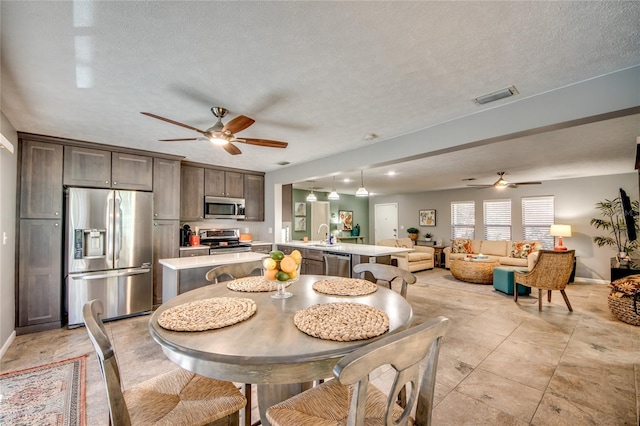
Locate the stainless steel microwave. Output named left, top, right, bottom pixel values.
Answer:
left=204, top=196, right=246, bottom=219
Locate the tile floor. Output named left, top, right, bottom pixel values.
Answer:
left=2, top=268, right=639, bottom=425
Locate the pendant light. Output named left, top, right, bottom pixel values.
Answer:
left=355, top=170, right=369, bottom=197
left=328, top=176, right=340, bottom=200
left=306, top=181, right=317, bottom=202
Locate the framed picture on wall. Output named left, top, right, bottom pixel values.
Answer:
left=295, top=202, right=306, bottom=216
left=294, top=217, right=306, bottom=231
left=339, top=210, right=353, bottom=230
left=419, top=209, right=436, bottom=227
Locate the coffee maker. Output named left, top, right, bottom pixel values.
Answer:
left=180, top=224, right=191, bottom=246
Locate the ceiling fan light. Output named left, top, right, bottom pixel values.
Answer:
left=209, top=136, right=228, bottom=145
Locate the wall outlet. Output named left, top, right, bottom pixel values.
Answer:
left=400, top=225, right=405, bottom=230
left=268, top=227, right=273, bottom=234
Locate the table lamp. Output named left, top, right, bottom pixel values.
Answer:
left=550, top=224, right=571, bottom=251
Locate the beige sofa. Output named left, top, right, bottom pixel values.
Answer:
left=378, top=238, right=434, bottom=272
left=443, top=239, right=540, bottom=271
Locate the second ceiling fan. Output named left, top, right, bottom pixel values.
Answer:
left=467, top=171, right=542, bottom=189
left=141, top=107, right=288, bottom=155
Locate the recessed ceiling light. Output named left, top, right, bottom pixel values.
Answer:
left=277, top=161, right=290, bottom=166
left=363, top=133, right=378, bottom=141
left=343, top=178, right=352, bottom=183
left=387, top=171, right=396, bottom=176
left=473, top=85, right=519, bottom=105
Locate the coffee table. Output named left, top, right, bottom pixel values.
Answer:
left=450, top=259, right=499, bottom=284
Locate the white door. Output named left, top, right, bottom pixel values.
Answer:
left=374, top=203, right=398, bottom=242
left=311, top=202, right=330, bottom=240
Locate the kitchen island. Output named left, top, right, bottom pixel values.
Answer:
left=159, top=252, right=268, bottom=302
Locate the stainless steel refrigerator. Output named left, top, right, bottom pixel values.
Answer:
left=66, top=188, right=153, bottom=327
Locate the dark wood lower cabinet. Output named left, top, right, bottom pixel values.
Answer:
left=17, top=219, right=62, bottom=334
left=153, top=220, right=180, bottom=307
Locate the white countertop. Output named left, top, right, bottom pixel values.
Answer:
left=178, top=245, right=210, bottom=251
left=278, top=241, right=413, bottom=257
left=250, top=241, right=273, bottom=246
left=159, top=252, right=268, bottom=270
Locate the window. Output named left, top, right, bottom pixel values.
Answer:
left=451, top=201, right=475, bottom=239
left=522, top=196, right=555, bottom=249
left=484, top=199, right=511, bottom=240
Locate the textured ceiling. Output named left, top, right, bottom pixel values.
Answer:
left=1, top=1, right=640, bottom=195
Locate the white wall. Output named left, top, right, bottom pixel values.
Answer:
left=371, top=173, right=638, bottom=282
left=0, top=111, right=17, bottom=357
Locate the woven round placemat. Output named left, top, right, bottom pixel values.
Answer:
left=158, top=297, right=257, bottom=332
left=312, top=278, right=378, bottom=296
left=226, top=276, right=283, bottom=292
left=294, top=303, right=389, bottom=341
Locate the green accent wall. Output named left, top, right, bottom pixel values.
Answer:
left=291, top=189, right=369, bottom=243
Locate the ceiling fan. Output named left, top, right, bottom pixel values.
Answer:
left=466, top=171, right=542, bottom=189
left=141, top=107, right=288, bottom=155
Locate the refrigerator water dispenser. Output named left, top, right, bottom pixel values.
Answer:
left=74, top=229, right=106, bottom=259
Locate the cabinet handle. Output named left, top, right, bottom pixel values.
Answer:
left=154, top=213, right=158, bottom=217
left=113, top=181, right=117, bottom=185
left=54, top=223, right=59, bottom=227
left=55, top=211, right=59, bottom=215
left=154, top=223, right=158, bottom=226
left=105, top=180, right=109, bottom=184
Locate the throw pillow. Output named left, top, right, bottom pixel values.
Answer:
left=510, top=241, right=540, bottom=258
left=452, top=238, right=473, bottom=254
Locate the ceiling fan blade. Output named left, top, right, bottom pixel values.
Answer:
left=141, top=112, right=207, bottom=135
left=513, top=181, right=542, bottom=185
left=222, top=142, right=242, bottom=155
left=235, top=138, right=288, bottom=148
left=158, top=138, right=199, bottom=142
left=223, top=115, right=255, bottom=134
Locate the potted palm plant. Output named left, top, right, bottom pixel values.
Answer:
left=407, top=227, right=419, bottom=241
left=590, top=195, right=639, bottom=259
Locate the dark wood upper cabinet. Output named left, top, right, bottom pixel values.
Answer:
left=205, top=169, right=244, bottom=198
left=180, top=166, right=205, bottom=220
left=20, top=140, right=63, bottom=219
left=243, top=173, right=265, bottom=221
left=153, top=158, right=181, bottom=219
left=63, top=146, right=152, bottom=190
left=111, top=152, right=153, bottom=190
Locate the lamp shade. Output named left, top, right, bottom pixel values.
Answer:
left=549, top=224, right=572, bottom=237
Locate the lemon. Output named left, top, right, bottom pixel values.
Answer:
left=263, top=258, right=277, bottom=270
left=290, top=250, right=303, bottom=265
left=270, top=250, right=285, bottom=261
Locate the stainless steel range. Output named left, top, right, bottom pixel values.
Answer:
left=198, top=228, right=252, bottom=254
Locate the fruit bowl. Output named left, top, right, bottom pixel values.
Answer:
left=263, top=250, right=303, bottom=299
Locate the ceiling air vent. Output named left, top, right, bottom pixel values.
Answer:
left=277, top=161, right=290, bottom=166
left=473, top=85, right=519, bottom=105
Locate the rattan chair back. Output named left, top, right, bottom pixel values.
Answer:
left=353, top=262, right=417, bottom=298
left=205, top=260, right=264, bottom=283
left=514, top=250, right=575, bottom=311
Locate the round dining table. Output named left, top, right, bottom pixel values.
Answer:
left=148, top=274, right=413, bottom=425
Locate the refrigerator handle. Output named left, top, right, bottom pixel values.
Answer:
left=70, top=267, right=151, bottom=280
left=106, top=193, right=114, bottom=269
left=114, top=196, right=122, bottom=264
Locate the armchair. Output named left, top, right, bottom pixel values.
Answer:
left=514, top=250, right=575, bottom=311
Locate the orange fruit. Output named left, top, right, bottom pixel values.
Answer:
left=290, top=250, right=302, bottom=265
left=265, top=268, right=278, bottom=281
left=280, top=256, right=297, bottom=274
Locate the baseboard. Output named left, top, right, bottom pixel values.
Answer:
left=0, top=330, right=16, bottom=361
left=573, top=277, right=609, bottom=285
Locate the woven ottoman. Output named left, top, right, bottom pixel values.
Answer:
left=493, top=266, right=531, bottom=296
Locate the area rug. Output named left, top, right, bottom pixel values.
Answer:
left=0, top=354, right=87, bottom=426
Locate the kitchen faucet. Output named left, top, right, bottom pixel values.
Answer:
left=317, top=223, right=329, bottom=242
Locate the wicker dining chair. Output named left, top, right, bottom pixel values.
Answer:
left=205, top=260, right=265, bottom=283
left=353, top=262, right=417, bottom=299
left=266, top=316, right=450, bottom=426
left=514, top=250, right=576, bottom=312
left=204, top=260, right=265, bottom=426
left=82, top=299, right=246, bottom=426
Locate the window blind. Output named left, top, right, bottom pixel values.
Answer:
left=522, top=196, right=555, bottom=249
left=451, top=201, right=475, bottom=239
left=484, top=199, right=511, bottom=240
